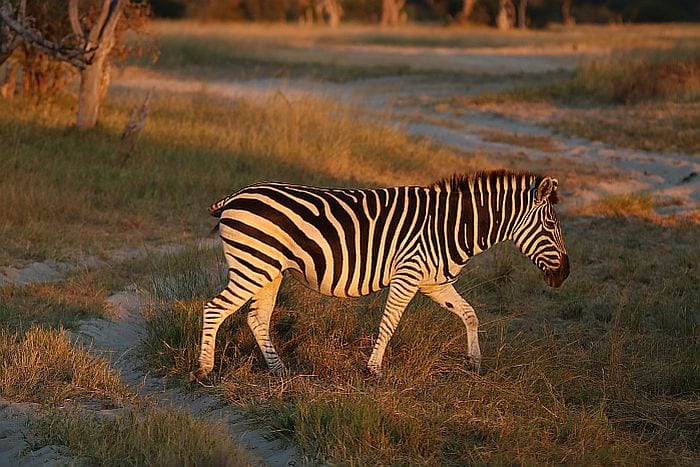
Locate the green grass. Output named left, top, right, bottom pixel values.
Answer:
left=31, top=407, right=254, bottom=467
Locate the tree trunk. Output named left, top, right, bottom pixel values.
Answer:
left=496, top=0, right=511, bottom=30
left=76, top=51, right=107, bottom=129
left=381, top=0, right=405, bottom=26
left=497, top=0, right=515, bottom=30
left=458, top=0, right=477, bottom=22
left=517, top=0, right=527, bottom=29
left=73, top=0, right=126, bottom=129
left=562, top=0, right=575, bottom=25
left=0, top=57, right=16, bottom=97
left=323, top=0, right=342, bottom=27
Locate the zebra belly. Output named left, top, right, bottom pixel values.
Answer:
left=286, top=267, right=386, bottom=298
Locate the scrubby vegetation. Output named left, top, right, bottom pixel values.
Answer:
left=32, top=407, right=253, bottom=467
left=0, top=326, right=132, bottom=406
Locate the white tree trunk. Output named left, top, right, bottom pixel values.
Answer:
left=74, top=0, right=125, bottom=129
left=497, top=0, right=515, bottom=30
left=323, top=0, right=342, bottom=27
left=381, top=0, right=405, bottom=26
left=76, top=50, right=107, bottom=128
left=459, top=0, right=477, bottom=22
left=517, top=0, right=527, bottom=29
left=562, top=0, right=575, bottom=25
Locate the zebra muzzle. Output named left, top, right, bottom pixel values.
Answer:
left=544, top=254, right=570, bottom=288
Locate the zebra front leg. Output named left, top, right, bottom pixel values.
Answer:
left=367, top=280, right=419, bottom=377
left=190, top=292, right=246, bottom=383
left=246, top=274, right=287, bottom=376
left=421, top=283, right=481, bottom=373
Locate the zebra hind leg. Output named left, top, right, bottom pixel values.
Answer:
left=189, top=287, right=251, bottom=384
left=246, top=274, right=287, bottom=376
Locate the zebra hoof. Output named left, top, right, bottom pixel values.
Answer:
left=467, top=358, right=481, bottom=374
left=189, top=368, right=209, bottom=384
left=367, top=365, right=384, bottom=380
left=270, top=364, right=289, bottom=377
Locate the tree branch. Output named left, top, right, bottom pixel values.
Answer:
left=0, top=2, right=94, bottom=70
left=68, top=0, right=84, bottom=39
left=0, top=2, right=21, bottom=65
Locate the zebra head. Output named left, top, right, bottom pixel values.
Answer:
left=513, top=176, right=569, bottom=288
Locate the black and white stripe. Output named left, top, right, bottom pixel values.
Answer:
left=190, top=170, right=569, bottom=382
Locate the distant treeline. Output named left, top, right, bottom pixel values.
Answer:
left=150, top=0, right=700, bottom=26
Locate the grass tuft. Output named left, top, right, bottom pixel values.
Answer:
left=576, top=192, right=657, bottom=220
left=0, top=326, right=132, bottom=406
left=31, top=407, right=254, bottom=467
left=546, top=49, right=700, bottom=104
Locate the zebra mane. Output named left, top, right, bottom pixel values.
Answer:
left=429, top=170, right=559, bottom=204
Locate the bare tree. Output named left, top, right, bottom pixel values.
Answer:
left=0, top=0, right=22, bottom=65
left=496, top=0, right=515, bottom=30
left=381, top=0, right=406, bottom=26
left=69, top=0, right=127, bottom=129
left=313, top=0, right=343, bottom=27
left=0, top=0, right=94, bottom=70
left=458, top=0, right=477, bottom=23
left=517, top=0, right=527, bottom=29
left=0, top=0, right=130, bottom=129
left=562, top=0, right=575, bottom=25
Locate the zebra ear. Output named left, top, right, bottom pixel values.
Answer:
left=537, top=177, right=559, bottom=204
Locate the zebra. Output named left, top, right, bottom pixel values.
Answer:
left=189, top=170, right=569, bottom=382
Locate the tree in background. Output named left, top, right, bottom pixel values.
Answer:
left=496, top=0, right=515, bottom=29
left=315, top=0, right=344, bottom=26
left=0, top=0, right=152, bottom=128
left=561, top=0, right=574, bottom=24
left=149, top=0, right=700, bottom=26
left=381, top=0, right=406, bottom=25
left=517, top=0, right=527, bottom=28
left=458, top=0, right=477, bottom=22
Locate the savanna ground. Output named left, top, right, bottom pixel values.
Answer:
left=1, top=21, right=699, bottom=465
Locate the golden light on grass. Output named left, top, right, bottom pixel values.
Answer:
left=0, top=326, right=132, bottom=406
left=32, top=407, right=256, bottom=467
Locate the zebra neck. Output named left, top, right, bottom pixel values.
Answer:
left=454, top=180, right=534, bottom=259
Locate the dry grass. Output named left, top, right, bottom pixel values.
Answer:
left=0, top=277, right=108, bottom=331
left=0, top=90, right=474, bottom=266
left=553, top=49, right=700, bottom=104
left=575, top=192, right=658, bottom=220
left=452, top=48, right=700, bottom=154
left=550, top=101, right=700, bottom=154
left=31, top=407, right=255, bottom=467
left=0, top=326, right=133, bottom=406
left=479, top=128, right=559, bottom=152
left=142, top=216, right=700, bottom=465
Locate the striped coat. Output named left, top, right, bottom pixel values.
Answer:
left=190, top=170, right=569, bottom=382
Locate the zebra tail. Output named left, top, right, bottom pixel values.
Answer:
left=209, top=221, right=220, bottom=237
left=208, top=195, right=232, bottom=236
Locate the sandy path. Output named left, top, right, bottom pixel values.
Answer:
left=0, top=248, right=301, bottom=466
left=75, top=288, right=300, bottom=467
left=0, top=400, right=76, bottom=466
left=114, top=68, right=699, bottom=216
